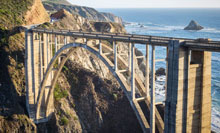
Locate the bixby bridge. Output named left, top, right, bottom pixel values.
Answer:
left=25, top=28, right=220, bottom=133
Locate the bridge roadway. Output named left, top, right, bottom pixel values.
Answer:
left=31, top=28, right=220, bottom=51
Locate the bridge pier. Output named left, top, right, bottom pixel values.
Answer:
left=165, top=40, right=211, bottom=133
left=25, top=32, right=53, bottom=122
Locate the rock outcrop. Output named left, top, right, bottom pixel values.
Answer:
left=48, top=9, right=93, bottom=31
left=184, top=20, right=204, bottom=30
left=101, top=12, right=123, bottom=24
left=24, top=0, right=50, bottom=25
left=156, top=68, right=166, bottom=76
left=91, top=21, right=126, bottom=33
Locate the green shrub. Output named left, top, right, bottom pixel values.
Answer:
left=54, top=83, right=68, bottom=101
left=61, top=116, right=69, bottom=125
left=0, top=0, right=33, bottom=29
left=113, top=93, right=118, bottom=101
left=73, top=116, right=78, bottom=121
left=63, top=65, right=68, bottom=71
left=72, top=103, right=75, bottom=108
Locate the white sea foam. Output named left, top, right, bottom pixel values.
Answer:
left=127, top=22, right=185, bottom=32
left=202, top=27, right=220, bottom=34
left=212, top=56, right=220, bottom=62
left=212, top=108, right=220, bottom=132
left=155, top=75, right=166, bottom=102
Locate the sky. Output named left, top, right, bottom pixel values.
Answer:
left=68, top=0, right=220, bottom=8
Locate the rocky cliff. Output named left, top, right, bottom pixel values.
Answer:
left=0, top=0, right=143, bottom=132
left=45, top=9, right=126, bottom=33
left=0, top=0, right=50, bottom=132
left=42, top=0, right=123, bottom=24
left=101, top=12, right=123, bottom=24
left=24, top=0, right=50, bottom=25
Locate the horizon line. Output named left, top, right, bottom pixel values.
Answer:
left=95, top=7, right=220, bottom=9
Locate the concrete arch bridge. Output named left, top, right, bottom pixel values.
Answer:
left=25, top=28, right=220, bottom=133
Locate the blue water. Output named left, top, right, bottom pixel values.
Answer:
left=98, top=8, right=220, bottom=131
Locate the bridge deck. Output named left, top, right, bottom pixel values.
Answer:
left=31, top=28, right=220, bottom=51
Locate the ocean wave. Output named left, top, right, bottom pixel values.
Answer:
left=155, top=75, right=166, bottom=99
left=126, top=21, right=220, bottom=36
left=212, top=56, right=220, bottom=62
left=212, top=107, right=220, bottom=132
left=126, top=21, right=185, bottom=31
left=202, top=27, right=220, bottom=33
left=212, top=98, right=220, bottom=103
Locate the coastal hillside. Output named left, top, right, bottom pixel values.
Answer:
left=42, top=0, right=123, bottom=24
left=0, top=0, right=143, bottom=132
left=0, top=0, right=50, bottom=132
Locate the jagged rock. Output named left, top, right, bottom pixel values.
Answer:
left=101, top=12, right=123, bottom=24
left=184, top=20, right=204, bottom=30
left=91, top=21, right=126, bottom=33
left=50, top=9, right=70, bottom=19
left=24, top=0, right=50, bottom=25
left=156, top=68, right=166, bottom=76
left=49, top=9, right=94, bottom=31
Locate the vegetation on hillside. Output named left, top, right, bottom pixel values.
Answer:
left=0, top=1, right=37, bottom=132
left=54, top=83, right=68, bottom=101
left=42, top=0, right=71, bottom=5
left=0, top=0, right=33, bottom=30
left=0, top=0, right=34, bottom=91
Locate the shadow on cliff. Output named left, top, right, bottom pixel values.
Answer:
left=0, top=27, right=28, bottom=117
left=62, top=61, right=142, bottom=133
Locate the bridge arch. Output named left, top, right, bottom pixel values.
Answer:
left=35, top=43, right=131, bottom=121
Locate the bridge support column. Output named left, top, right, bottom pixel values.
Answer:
left=165, top=40, right=190, bottom=133
left=26, top=31, right=53, bottom=122
left=165, top=40, right=212, bottom=133
left=150, top=45, right=156, bottom=133
left=145, top=45, right=150, bottom=97
left=131, top=43, right=135, bottom=100
left=99, top=39, right=102, bottom=55
left=114, top=41, right=118, bottom=71
left=25, top=31, right=35, bottom=119
left=42, top=33, right=52, bottom=116
left=188, top=50, right=211, bottom=133
left=128, top=43, right=132, bottom=72
left=55, top=35, right=57, bottom=53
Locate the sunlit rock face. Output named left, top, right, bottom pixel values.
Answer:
left=24, top=0, right=50, bottom=25
left=184, top=20, right=204, bottom=30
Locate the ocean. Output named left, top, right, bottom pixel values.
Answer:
left=98, top=8, right=220, bottom=132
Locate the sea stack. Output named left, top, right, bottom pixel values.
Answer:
left=184, top=20, right=204, bottom=30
